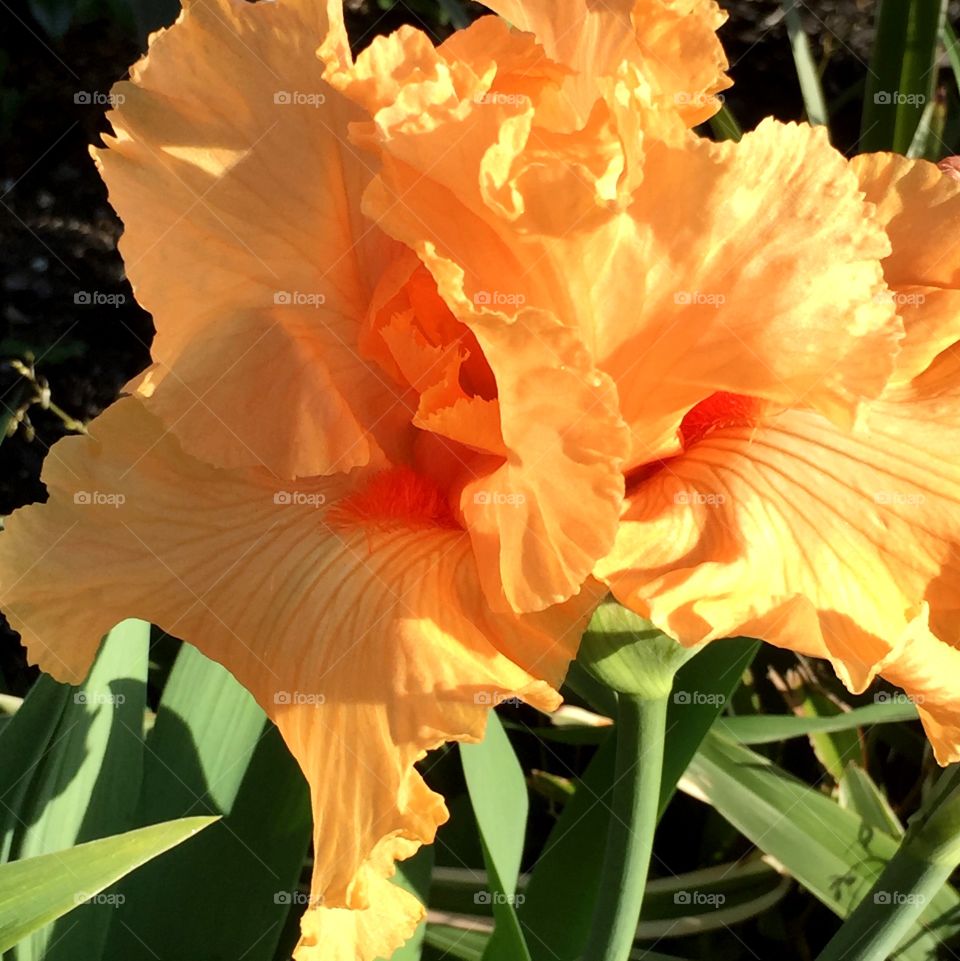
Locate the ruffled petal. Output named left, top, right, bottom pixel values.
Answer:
left=359, top=104, right=900, bottom=467
left=596, top=120, right=900, bottom=462
left=0, top=398, right=594, bottom=960
left=483, top=0, right=730, bottom=125
left=598, top=345, right=960, bottom=720
left=449, top=299, right=630, bottom=612
left=854, top=152, right=960, bottom=382
left=96, top=0, right=407, bottom=478
left=328, top=19, right=897, bottom=608
left=854, top=152, right=960, bottom=287
left=871, top=610, right=960, bottom=764
left=324, top=22, right=632, bottom=612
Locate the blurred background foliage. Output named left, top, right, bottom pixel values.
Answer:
left=2, top=1, right=960, bottom=959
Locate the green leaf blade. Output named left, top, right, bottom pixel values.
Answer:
left=0, top=817, right=217, bottom=954
left=460, top=713, right=531, bottom=961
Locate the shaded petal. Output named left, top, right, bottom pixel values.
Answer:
left=598, top=346, right=960, bottom=725
left=362, top=252, right=505, bottom=456
left=97, top=0, right=407, bottom=478
left=0, top=399, right=594, bottom=960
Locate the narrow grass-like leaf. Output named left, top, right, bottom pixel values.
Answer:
left=1, top=620, right=149, bottom=961
left=906, top=97, right=939, bottom=158
left=782, top=0, right=828, bottom=125
left=639, top=859, right=789, bottom=939
left=861, top=0, right=947, bottom=153
left=715, top=699, right=917, bottom=744
left=682, top=732, right=960, bottom=958
left=0, top=680, right=71, bottom=862
left=838, top=763, right=904, bottom=839
left=433, top=858, right=787, bottom=937
left=943, top=20, right=960, bottom=97
left=790, top=686, right=863, bottom=782
left=0, top=816, right=216, bottom=954
left=424, top=924, right=487, bottom=961
left=818, top=765, right=960, bottom=961
left=460, top=713, right=531, bottom=961
left=105, top=642, right=311, bottom=961
left=0, top=695, right=21, bottom=716
left=517, top=733, right=614, bottom=961
left=660, top=638, right=759, bottom=814
left=423, top=923, right=691, bottom=961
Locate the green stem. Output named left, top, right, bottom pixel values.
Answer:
left=582, top=693, right=668, bottom=961
left=44, top=400, right=87, bottom=434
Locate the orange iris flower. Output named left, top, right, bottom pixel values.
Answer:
left=2, top=0, right=960, bottom=958
left=322, top=2, right=960, bottom=760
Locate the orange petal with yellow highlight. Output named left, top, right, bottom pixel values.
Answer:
left=0, top=399, right=595, bottom=961
left=599, top=345, right=960, bottom=758
left=597, top=120, right=900, bottom=464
